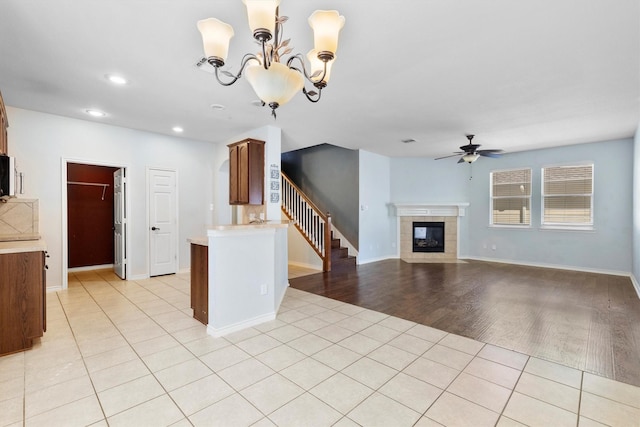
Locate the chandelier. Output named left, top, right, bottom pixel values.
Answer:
left=197, top=0, right=345, bottom=117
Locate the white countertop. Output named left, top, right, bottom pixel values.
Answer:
left=209, top=220, right=291, bottom=231
left=188, top=237, right=208, bottom=246
left=0, top=239, right=47, bottom=255
left=188, top=221, right=291, bottom=246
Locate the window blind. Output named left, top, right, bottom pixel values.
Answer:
left=542, top=164, right=593, bottom=225
left=491, top=168, right=531, bottom=225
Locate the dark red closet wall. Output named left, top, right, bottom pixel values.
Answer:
left=67, top=163, right=119, bottom=268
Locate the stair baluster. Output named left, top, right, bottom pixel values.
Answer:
left=281, top=172, right=332, bottom=271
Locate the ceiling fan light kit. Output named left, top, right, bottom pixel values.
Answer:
left=462, top=153, right=480, bottom=163
left=197, top=0, right=345, bottom=118
left=435, top=134, right=504, bottom=164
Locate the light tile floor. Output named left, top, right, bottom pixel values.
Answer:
left=1, top=270, right=639, bottom=427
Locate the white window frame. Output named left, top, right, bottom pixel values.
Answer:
left=541, top=163, right=594, bottom=231
left=490, top=167, right=532, bottom=227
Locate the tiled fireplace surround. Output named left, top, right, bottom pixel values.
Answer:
left=394, top=203, right=469, bottom=262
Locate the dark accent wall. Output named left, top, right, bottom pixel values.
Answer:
left=67, top=163, right=119, bottom=268
left=282, top=144, right=359, bottom=249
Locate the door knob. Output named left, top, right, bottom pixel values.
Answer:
left=152, top=226, right=160, bottom=231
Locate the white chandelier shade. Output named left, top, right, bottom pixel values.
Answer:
left=197, top=18, right=234, bottom=63
left=307, top=50, right=335, bottom=84
left=308, top=10, right=345, bottom=57
left=245, top=62, right=304, bottom=107
left=196, top=1, right=345, bottom=117
left=242, top=0, right=280, bottom=40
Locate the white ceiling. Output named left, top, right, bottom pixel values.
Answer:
left=0, top=0, right=638, bottom=158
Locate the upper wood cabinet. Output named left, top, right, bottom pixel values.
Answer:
left=0, top=90, right=8, bottom=155
left=228, top=138, right=265, bottom=205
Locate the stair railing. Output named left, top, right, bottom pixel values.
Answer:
left=281, top=172, right=332, bottom=271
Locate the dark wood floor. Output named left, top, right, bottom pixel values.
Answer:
left=289, top=259, right=640, bottom=387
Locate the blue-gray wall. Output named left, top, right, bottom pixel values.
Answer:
left=466, top=138, right=633, bottom=273
left=390, top=156, right=471, bottom=255
left=281, top=144, right=359, bottom=249
left=359, top=150, right=395, bottom=263
left=389, top=138, right=634, bottom=274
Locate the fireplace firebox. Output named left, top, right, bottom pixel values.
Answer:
left=413, top=222, right=445, bottom=253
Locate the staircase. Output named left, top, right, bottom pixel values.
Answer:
left=281, top=172, right=356, bottom=272
left=329, top=231, right=357, bottom=272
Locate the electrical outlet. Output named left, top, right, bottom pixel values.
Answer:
left=491, top=244, right=497, bottom=250
left=260, top=284, right=267, bottom=295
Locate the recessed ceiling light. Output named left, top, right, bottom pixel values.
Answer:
left=210, top=103, right=226, bottom=110
left=401, top=138, right=417, bottom=144
left=172, top=126, right=184, bottom=133
left=106, top=74, right=128, bottom=85
left=85, top=109, right=106, bottom=117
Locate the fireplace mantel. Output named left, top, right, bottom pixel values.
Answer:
left=393, top=203, right=469, bottom=217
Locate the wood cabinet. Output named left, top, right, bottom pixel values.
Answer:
left=0, top=89, right=8, bottom=155
left=190, top=243, right=208, bottom=325
left=0, top=250, right=46, bottom=355
left=228, top=139, right=265, bottom=205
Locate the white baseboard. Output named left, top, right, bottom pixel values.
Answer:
left=462, top=255, right=631, bottom=278
left=631, top=274, right=640, bottom=299
left=128, top=274, right=150, bottom=281
left=206, top=312, right=277, bottom=337
left=46, top=286, right=63, bottom=292
left=357, top=255, right=398, bottom=265
left=68, top=264, right=113, bottom=272
left=178, top=268, right=190, bottom=274
left=288, top=260, right=322, bottom=270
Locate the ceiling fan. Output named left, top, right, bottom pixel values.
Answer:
left=435, top=135, right=504, bottom=163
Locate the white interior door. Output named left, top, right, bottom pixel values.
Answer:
left=149, top=168, right=177, bottom=276
left=113, top=168, right=126, bottom=279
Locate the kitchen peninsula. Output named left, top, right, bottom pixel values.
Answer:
left=189, top=221, right=289, bottom=337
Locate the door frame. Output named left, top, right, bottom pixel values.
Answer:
left=61, top=157, right=130, bottom=289
left=146, top=166, right=179, bottom=277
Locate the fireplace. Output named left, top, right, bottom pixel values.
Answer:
left=413, top=222, right=445, bottom=253
left=394, top=203, right=468, bottom=262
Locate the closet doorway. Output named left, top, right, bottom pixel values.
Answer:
left=66, top=162, right=124, bottom=276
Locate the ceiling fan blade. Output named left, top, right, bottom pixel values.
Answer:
left=434, top=153, right=463, bottom=160
left=478, top=151, right=503, bottom=158
left=457, top=157, right=466, bottom=164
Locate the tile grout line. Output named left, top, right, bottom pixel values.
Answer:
left=70, top=273, right=197, bottom=424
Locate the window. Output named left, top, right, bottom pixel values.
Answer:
left=490, top=168, right=531, bottom=226
left=542, top=164, right=593, bottom=228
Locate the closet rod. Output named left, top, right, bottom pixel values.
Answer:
left=67, top=181, right=110, bottom=200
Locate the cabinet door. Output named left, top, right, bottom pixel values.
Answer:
left=0, top=108, right=7, bottom=155
left=228, top=139, right=265, bottom=205
left=247, top=142, right=264, bottom=205
left=228, top=144, right=241, bottom=204
left=0, top=251, right=44, bottom=355
left=190, top=244, right=208, bottom=325
left=0, top=90, right=7, bottom=155
left=237, top=143, right=250, bottom=204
